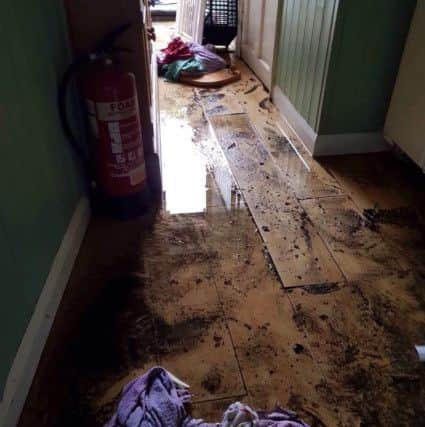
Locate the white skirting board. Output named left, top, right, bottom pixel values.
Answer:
left=272, top=85, right=317, bottom=154
left=0, top=196, right=91, bottom=427
left=272, top=85, right=388, bottom=156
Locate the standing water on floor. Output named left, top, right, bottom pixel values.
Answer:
left=18, top=21, right=425, bottom=427
left=160, top=113, right=208, bottom=214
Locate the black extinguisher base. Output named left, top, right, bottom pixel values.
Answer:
left=92, top=185, right=151, bottom=219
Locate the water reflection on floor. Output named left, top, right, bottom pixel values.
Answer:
left=154, top=21, right=241, bottom=216
left=158, top=73, right=246, bottom=216
left=19, top=22, right=425, bottom=427
left=160, top=114, right=208, bottom=214
left=155, top=20, right=211, bottom=215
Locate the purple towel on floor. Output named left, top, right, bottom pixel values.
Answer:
left=187, top=42, right=227, bottom=73
left=104, top=366, right=310, bottom=427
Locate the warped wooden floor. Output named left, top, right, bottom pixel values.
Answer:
left=19, top=23, right=425, bottom=427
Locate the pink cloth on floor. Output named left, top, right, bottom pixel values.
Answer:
left=157, top=37, right=193, bottom=64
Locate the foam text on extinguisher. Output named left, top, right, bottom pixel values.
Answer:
left=96, top=97, right=137, bottom=122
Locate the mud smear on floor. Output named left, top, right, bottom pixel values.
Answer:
left=315, top=358, right=425, bottom=426
left=236, top=331, right=282, bottom=362
left=286, top=393, right=326, bottom=427
left=363, top=206, right=420, bottom=228
left=198, top=88, right=217, bottom=96
left=201, top=367, right=223, bottom=393
left=311, top=203, right=394, bottom=267
left=263, top=126, right=295, bottom=158
left=331, top=206, right=379, bottom=235
left=298, top=210, right=313, bottom=250
left=364, top=206, right=425, bottom=251
left=359, top=277, right=425, bottom=369
left=244, top=84, right=260, bottom=95
left=263, top=127, right=342, bottom=200
left=300, top=280, right=425, bottom=426
left=300, top=283, right=340, bottom=295
left=60, top=273, right=220, bottom=427
left=292, top=304, right=322, bottom=335
left=202, top=93, right=225, bottom=102
left=155, top=313, right=220, bottom=355
left=199, top=93, right=233, bottom=116
left=355, top=264, right=425, bottom=425
left=258, top=97, right=270, bottom=111
left=207, top=105, right=227, bottom=115
left=340, top=361, right=425, bottom=427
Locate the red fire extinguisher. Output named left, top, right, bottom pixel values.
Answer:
left=59, top=23, right=150, bottom=217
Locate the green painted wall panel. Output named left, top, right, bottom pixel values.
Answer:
left=0, top=0, right=83, bottom=396
left=319, top=0, right=417, bottom=134
left=295, top=0, right=316, bottom=113
left=275, top=0, right=338, bottom=130
left=290, top=0, right=308, bottom=103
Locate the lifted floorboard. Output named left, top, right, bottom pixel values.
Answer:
left=206, top=113, right=343, bottom=288
left=198, top=61, right=345, bottom=200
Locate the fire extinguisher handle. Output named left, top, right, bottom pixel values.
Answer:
left=94, top=22, right=132, bottom=55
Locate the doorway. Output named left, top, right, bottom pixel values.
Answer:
left=240, top=0, right=279, bottom=89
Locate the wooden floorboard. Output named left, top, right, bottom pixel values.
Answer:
left=203, top=203, right=357, bottom=426
left=292, top=195, right=425, bottom=425
left=200, top=60, right=345, bottom=201
left=18, top=33, right=425, bottom=427
left=198, top=91, right=244, bottom=117
left=300, top=195, right=409, bottom=279
left=205, top=113, right=343, bottom=288
left=322, top=153, right=425, bottom=274
left=141, top=214, right=246, bottom=402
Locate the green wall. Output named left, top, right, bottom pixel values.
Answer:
left=274, top=0, right=416, bottom=136
left=319, top=0, right=417, bottom=134
left=274, top=0, right=339, bottom=131
left=0, top=1, right=83, bottom=396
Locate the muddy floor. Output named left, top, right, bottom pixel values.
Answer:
left=19, top=22, right=425, bottom=427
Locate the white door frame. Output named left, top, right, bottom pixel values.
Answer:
left=240, top=0, right=279, bottom=89
left=176, top=0, right=206, bottom=44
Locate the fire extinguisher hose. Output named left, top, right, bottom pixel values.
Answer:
left=58, top=22, right=132, bottom=182
left=58, top=55, right=91, bottom=175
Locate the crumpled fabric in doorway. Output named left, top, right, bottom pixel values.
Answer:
left=157, top=37, right=227, bottom=81
left=157, top=37, right=193, bottom=64
left=187, top=42, right=227, bottom=73
left=162, top=57, right=204, bottom=81
left=104, top=366, right=310, bottom=427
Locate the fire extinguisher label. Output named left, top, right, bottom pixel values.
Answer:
left=130, top=164, right=146, bottom=186
left=108, top=122, right=123, bottom=154
left=96, top=97, right=137, bottom=122
left=106, top=114, right=145, bottom=188
left=85, top=92, right=146, bottom=196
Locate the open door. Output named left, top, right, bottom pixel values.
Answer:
left=240, top=0, right=279, bottom=89
left=176, top=0, right=206, bottom=43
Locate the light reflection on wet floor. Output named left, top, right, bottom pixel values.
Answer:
left=154, top=22, right=243, bottom=216
left=159, top=83, right=245, bottom=215
left=160, top=114, right=208, bottom=214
